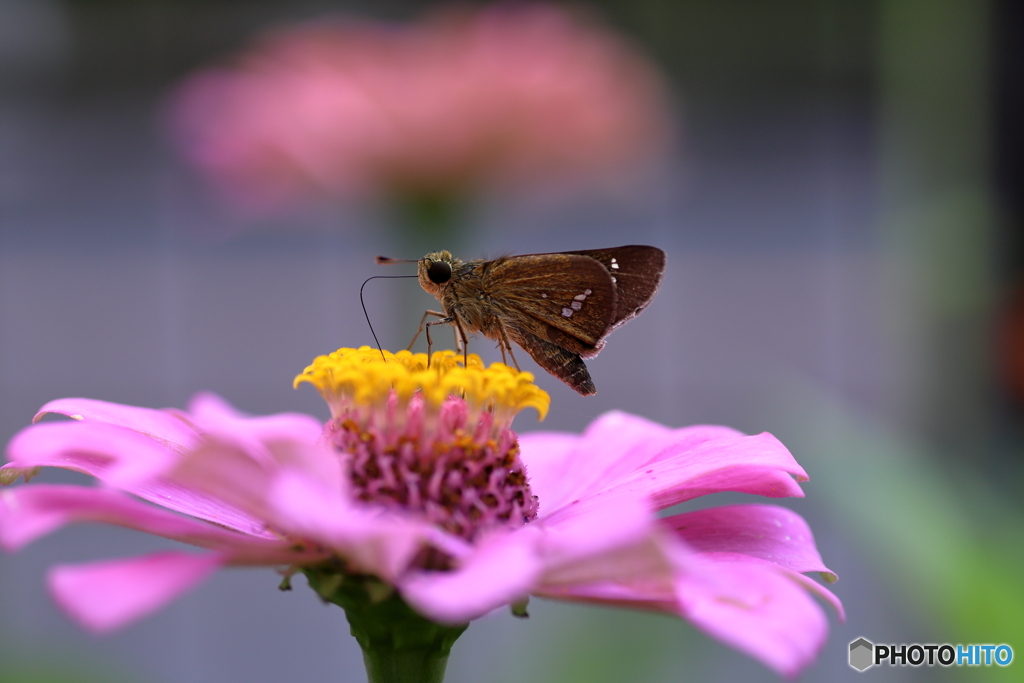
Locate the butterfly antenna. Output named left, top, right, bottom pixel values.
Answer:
left=360, top=274, right=418, bottom=361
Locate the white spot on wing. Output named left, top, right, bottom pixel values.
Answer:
left=585, top=289, right=592, bottom=295
left=562, top=307, right=573, bottom=317
left=610, top=258, right=619, bottom=270
left=571, top=301, right=582, bottom=310
left=541, top=293, right=548, bottom=298
left=573, top=293, right=586, bottom=301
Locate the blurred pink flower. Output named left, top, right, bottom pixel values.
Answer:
left=0, top=349, right=839, bottom=678
left=167, top=4, right=674, bottom=208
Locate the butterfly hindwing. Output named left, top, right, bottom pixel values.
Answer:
left=564, top=246, right=666, bottom=329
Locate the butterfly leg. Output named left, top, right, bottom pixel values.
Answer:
left=424, top=314, right=457, bottom=367
left=505, top=343, right=521, bottom=371
left=451, top=315, right=471, bottom=367
left=495, top=323, right=521, bottom=370
left=409, top=310, right=448, bottom=351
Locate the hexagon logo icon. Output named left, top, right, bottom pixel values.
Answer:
left=849, top=637, right=874, bottom=671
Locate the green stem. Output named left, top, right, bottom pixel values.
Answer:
left=305, top=569, right=468, bottom=683
left=359, top=642, right=455, bottom=683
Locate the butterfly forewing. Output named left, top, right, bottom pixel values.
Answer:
left=483, top=254, right=616, bottom=347
left=566, top=246, right=666, bottom=328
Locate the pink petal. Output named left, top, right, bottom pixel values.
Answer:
left=0, top=485, right=313, bottom=564
left=674, top=559, right=829, bottom=679
left=644, top=424, right=753, bottom=464
left=544, top=556, right=832, bottom=678
left=784, top=568, right=845, bottom=621
left=267, top=471, right=450, bottom=580
left=534, top=575, right=678, bottom=614
left=521, top=411, right=780, bottom=513
left=178, top=394, right=326, bottom=480
left=34, top=397, right=199, bottom=448
left=531, top=494, right=688, bottom=606
left=48, top=551, right=226, bottom=633
left=166, top=436, right=343, bottom=529
left=535, top=488, right=661, bottom=571
left=163, top=438, right=292, bottom=523
left=15, top=394, right=325, bottom=491
left=575, top=412, right=744, bottom=483
left=6, top=414, right=287, bottom=538
left=680, top=551, right=843, bottom=622
left=573, top=431, right=808, bottom=513
left=519, top=412, right=674, bottom=510
left=535, top=531, right=681, bottom=599
left=518, top=413, right=736, bottom=493
left=186, top=393, right=323, bottom=447
left=6, top=421, right=181, bottom=482
left=663, top=504, right=836, bottom=579
left=399, top=527, right=544, bottom=623
left=528, top=511, right=839, bottom=680
left=128, top=478, right=277, bottom=538
left=154, top=397, right=340, bottom=527
left=515, top=432, right=579, bottom=509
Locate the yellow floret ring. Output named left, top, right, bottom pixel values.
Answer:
left=294, top=347, right=549, bottom=420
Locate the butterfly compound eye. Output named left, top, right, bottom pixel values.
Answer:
left=426, top=260, right=453, bottom=284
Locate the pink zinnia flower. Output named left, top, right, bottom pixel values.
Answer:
left=0, top=348, right=840, bottom=678
left=167, top=4, right=674, bottom=208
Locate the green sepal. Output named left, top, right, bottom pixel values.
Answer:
left=305, top=566, right=468, bottom=683
left=0, top=466, right=40, bottom=486
left=510, top=597, right=530, bottom=618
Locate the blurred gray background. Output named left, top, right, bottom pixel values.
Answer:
left=2, top=0, right=1021, bottom=681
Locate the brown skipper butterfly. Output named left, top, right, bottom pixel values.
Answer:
left=377, top=246, right=665, bottom=395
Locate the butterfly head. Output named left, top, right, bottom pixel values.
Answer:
left=418, top=250, right=460, bottom=296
